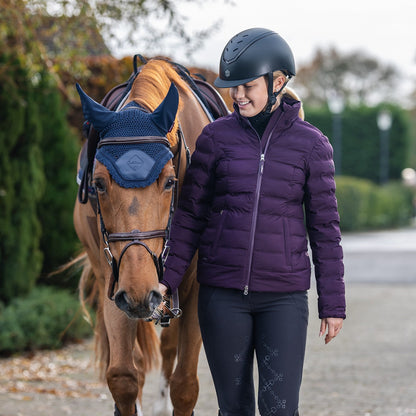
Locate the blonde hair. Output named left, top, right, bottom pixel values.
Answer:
left=273, top=71, right=304, bottom=120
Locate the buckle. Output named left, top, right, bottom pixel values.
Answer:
left=104, top=246, right=114, bottom=265
left=151, top=294, right=182, bottom=327
left=161, top=244, right=170, bottom=264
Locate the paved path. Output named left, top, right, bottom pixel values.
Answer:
left=1, top=227, right=416, bottom=416
left=298, top=227, right=416, bottom=415
left=341, top=227, right=416, bottom=283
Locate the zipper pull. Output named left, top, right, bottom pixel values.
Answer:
left=260, top=154, right=265, bottom=174
left=244, top=285, right=249, bottom=295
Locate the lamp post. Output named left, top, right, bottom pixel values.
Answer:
left=327, top=91, right=345, bottom=175
left=377, top=109, right=392, bottom=184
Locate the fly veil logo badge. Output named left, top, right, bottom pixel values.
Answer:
left=127, top=152, right=145, bottom=171
left=112, top=146, right=166, bottom=182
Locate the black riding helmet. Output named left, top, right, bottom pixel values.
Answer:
left=214, top=28, right=296, bottom=113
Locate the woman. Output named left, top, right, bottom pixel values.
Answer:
left=159, top=27, right=346, bottom=416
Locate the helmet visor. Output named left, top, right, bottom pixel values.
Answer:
left=214, top=74, right=262, bottom=88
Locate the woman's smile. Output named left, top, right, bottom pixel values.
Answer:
left=229, top=77, right=269, bottom=117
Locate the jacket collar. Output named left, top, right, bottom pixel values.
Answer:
left=233, top=95, right=301, bottom=132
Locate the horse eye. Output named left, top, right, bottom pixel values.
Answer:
left=164, top=177, right=176, bottom=191
left=93, top=178, right=107, bottom=193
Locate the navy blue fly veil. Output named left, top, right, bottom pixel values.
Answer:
left=75, top=80, right=182, bottom=306
left=76, top=82, right=179, bottom=189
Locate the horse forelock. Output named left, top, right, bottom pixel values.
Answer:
left=127, top=60, right=191, bottom=147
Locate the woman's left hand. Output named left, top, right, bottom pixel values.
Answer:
left=159, top=283, right=168, bottom=297
left=319, top=317, right=343, bottom=344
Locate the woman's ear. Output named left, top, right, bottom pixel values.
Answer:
left=273, top=74, right=287, bottom=92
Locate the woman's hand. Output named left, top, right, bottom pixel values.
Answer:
left=151, top=283, right=170, bottom=323
left=319, top=317, right=343, bottom=344
left=159, top=283, right=168, bottom=297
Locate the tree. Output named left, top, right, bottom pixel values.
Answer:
left=0, top=59, right=46, bottom=302
left=36, top=75, right=80, bottom=281
left=293, top=47, right=399, bottom=108
left=25, top=0, right=222, bottom=61
left=0, top=0, right=80, bottom=301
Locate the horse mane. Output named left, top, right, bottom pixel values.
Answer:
left=129, top=59, right=191, bottom=147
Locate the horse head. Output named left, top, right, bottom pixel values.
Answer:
left=77, top=82, right=179, bottom=319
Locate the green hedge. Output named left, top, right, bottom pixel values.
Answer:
left=305, top=106, right=412, bottom=183
left=36, top=74, right=80, bottom=281
left=0, top=55, right=45, bottom=302
left=0, top=10, right=81, bottom=301
left=335, top=176, right=414, bottom=231
left=0, top=286, right=93, bottom=356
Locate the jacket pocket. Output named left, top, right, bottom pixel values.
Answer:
left=208, top=210, right=226, bottom=259
left=283, top=217, right=292, bottom=269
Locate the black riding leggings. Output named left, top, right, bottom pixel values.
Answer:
left=198, top=285, right=308, bottom=416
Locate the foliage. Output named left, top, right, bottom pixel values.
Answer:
left=335, top=176, right=414, bottom=231
left=24, top=0, right=221, bottom=64
left=0, top=0, right=81, bottom=301
left=34, top=12, right=110, bottom=58
left=305, top=105, right=412, bottom=183
left=407, top=107, right=416, bottom=169
left=0, top=56, right=46, bottom=302
left=36, top=74, right=81, bottom=280
left=293, top=48, right=399, bottom=107
left=61, top=55, right=136, bottom=132
left=0, top=286, right=93, bottom=355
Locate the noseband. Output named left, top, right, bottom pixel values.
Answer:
left=95, top=133, right=186, bottom=301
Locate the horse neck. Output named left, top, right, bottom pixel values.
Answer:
left=177, top=91, right=210, bottom=155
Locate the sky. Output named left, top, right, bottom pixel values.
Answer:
left=114, top=0, right=415, bottom=94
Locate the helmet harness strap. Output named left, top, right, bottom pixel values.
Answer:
left=265, top=72, right=289, bottom=114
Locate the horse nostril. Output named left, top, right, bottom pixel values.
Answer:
left=115, top=290, right=130, bottom=310
left=148, top=290, right=163, bottom=311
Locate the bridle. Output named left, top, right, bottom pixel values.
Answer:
left=94, top=131, right=188, bottom=303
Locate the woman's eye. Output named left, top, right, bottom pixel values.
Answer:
left=93, top=178, right=106, bottom=193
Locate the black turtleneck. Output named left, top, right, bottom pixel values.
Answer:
left=248, top=110, right=273, bottom=138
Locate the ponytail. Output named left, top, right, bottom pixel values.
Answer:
left=283, top=87, right=304, bottom=120
left=273, top=70, right=304, bottom=120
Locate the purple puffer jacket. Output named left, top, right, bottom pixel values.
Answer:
left=162, top=96, right=345, bottom=319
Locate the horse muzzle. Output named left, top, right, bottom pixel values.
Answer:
left=114, top=289, right=162, bottom=319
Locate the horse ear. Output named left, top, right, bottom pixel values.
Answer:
left=76, top=83, right=117, bottom=133
left=151, top=83, right=179, bottom=134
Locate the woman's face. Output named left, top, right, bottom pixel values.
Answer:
left=229, top=76, right=268, bottom=117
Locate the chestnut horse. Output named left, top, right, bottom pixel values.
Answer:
left=73, top=59, right=212, bottom=416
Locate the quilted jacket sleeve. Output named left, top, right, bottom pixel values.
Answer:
left=161, top=125, right=216, bottom=292
left=304, top=134, right=346, bottom=319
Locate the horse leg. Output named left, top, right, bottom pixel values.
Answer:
left=170, top=279, right=202, bottom=416
left=104, top=296, right=144, bottom=416
left=152, top=321, right=179, bottom=416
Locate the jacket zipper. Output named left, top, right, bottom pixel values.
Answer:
left=244, top=127, right=276, bottom=295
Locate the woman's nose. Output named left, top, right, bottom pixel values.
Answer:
left=232, top=86, right=244, bottom=99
